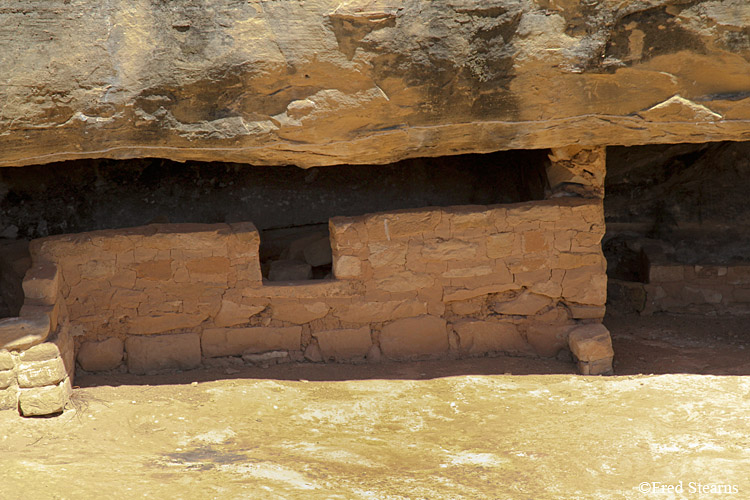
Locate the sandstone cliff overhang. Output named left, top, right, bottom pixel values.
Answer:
left=1, top=0, right=748, bottom=168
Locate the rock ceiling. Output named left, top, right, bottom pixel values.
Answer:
left=0, top=0, right=748, bottom=167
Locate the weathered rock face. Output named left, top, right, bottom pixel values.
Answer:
left=0, top=0, right=748, bottom=168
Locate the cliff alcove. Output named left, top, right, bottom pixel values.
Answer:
left=2, top=0, right=748, bottom=417
left=605, top=140, right=750, bottom=315
left=0, top=149, right=548, bottom=288
left=4, top=147, right=611, bottom=417
left=0, top=149, right=548, bottom=241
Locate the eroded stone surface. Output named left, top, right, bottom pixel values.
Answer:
left=18, top=383, right=68, bottom=416
left=272, top=302, right=330, bottom=325
left=0, top=350, right=14, bottom=371
left=201, top=327, right=302, bottom=358
left=0, top=370, right=15, bottom=390
left=0, top=315, right=51, bottom=351
left=214, top=300, right=265, bottom=328
left=21, top=262, right=59, bottom=305
left=453, top=320, right=531, bottom=356
left=314, top=327, right=372, bottom=361
left=568, top=324, right=615, bottom=363
left=19, top=342, right=62, bottom=363
left=78, top=338, right=124, bottom=372
left=0, top=385, right=17, bottom=410
left=0, top=1, right=747, bottom=168
left=547, top=147, right=606, bottom=198
left=16, top=358, right=66, bottom=388
left=380, top=316, right=449, bottom=361
left=125, top=334, right=202, bottom=375
left=491, top=291, right=553, bottom=316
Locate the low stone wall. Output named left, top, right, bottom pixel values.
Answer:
left=1, top=197, right=612, bottom=415
left=0, top=256, right=75, bottom=416
left=329, top=198, right=608, bottom=361
left=31, top=222, right=262, bottom=344
left=642, top=247, right=750, bottom=315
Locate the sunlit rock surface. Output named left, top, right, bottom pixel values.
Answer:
left=0, top=0, right=748, bottom=167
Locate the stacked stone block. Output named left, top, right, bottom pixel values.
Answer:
left=568, top=324, right=614, bottom=376
left=0, top=253, right=74, bottom=416
left=0, top=349, right=16, bottom=410
left=16, top=331, right=74, bottom=416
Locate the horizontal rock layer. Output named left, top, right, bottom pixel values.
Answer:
left=0, top=0, right=748, bottom=167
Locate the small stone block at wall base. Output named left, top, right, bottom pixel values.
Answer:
left=577, top=357, right=614, bottom=376
left=568, top=324, right=614, bottom=375
left=77, top=338, right=124, bottom=372
left=380, top=316, right=449, bottom=361
left=126, top=333, right=201, bottom=375
left=18, top=382, right=70, bottom=417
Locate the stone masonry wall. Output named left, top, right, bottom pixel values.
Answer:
left=1, top=195, right=610, bottom=415
left=39, top=198, right=604, bottom=367
left=0, top=253, right=75, bottom=416
left=329, top=199, right=607, bottom=361
left=642, top=246, right=750, bottom=316
left=30, top=222, right=262, bottom=341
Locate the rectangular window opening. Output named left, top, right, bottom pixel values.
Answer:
left=260, top=223, right=333, bottom=281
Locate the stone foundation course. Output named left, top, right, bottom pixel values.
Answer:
left=1, top=194, right=613, bottom=416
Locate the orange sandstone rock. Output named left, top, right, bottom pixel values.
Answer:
left=126, top=333, right=202, bottom=374
left=314, top=327, right=372, bottom=361
left=380, top=316, right=449, bottom=360
left=201, top=326, right=302, bottom=357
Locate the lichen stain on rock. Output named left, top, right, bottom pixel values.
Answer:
left=356, top=2, right=522, bottom=123
left=603, top=6, right=706, bottom=70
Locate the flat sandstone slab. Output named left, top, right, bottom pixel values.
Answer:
left=125, top=334, right=202, bottom=375
left=380, top=316, right=449, bottom=360
left=201, top=327, right=302, bottom=358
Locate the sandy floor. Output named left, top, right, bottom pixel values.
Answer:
left=1, top=313, right=749, bottom=499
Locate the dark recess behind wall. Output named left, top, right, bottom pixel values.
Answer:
left=0, top=150, right=549, bottom=239
left=604, top=140, right=750, bottom=268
